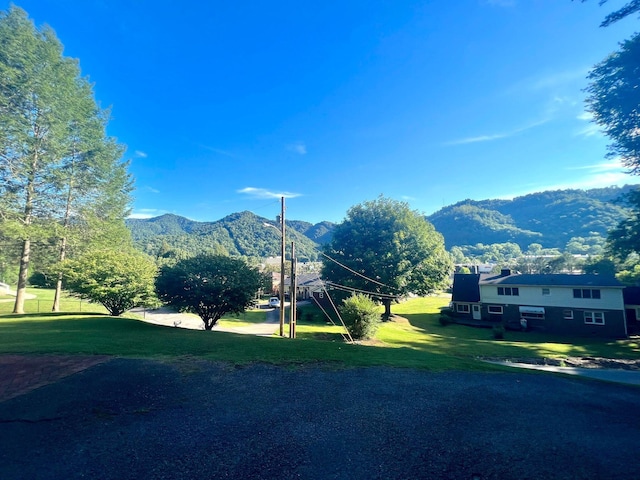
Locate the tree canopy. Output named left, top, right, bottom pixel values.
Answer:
left=586, top=33, right=640, bottom=173
left=60, top=248, right=158, bottom=316
left=0, top=6, right=131, bottom=312
left=580, top=0, right=640, bottom=27
left=322, top=197, right=452, bottom=317
left=155, top=254, right=265, bottom=330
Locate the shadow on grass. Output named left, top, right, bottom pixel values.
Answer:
left=395, top=312, right=640, bottom=360
left=0, top=314, right=491, bottom=370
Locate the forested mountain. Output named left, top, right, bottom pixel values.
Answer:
left=126, top=186, right=636, bottom=261
left=427, top=186, right=635, bottom=249
left=126, top=212, right=335, bottom=262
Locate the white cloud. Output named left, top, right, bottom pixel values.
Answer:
left=575, top=124, right=602, bottom=137
left=134, top=150, right=148, bottom=158
left=483, top=0, right=515, bottom=6
left=445, top=118, right=549, bottom=146
left=237, top=187, right=302, bottom=199
left=574, top=111, right=602, bottom=138
left=199, top=144, right=238, bottom=158
left=144, top=186, right=160, bottom=194
left=286, top=142, right=307, bottom=155
left=577, top=111, right=593, bottom=122
left=499, top=160, right=639, bottom=199
left=529, top=68, right=590, bottom=91
left=128, top=208, right=167, bottom=219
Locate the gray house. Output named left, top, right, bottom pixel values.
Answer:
left=451, top=270, right=628, bottom=338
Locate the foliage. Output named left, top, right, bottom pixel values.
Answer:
left=616, top=264, right=640, bottom=286
left=323, top=197, right=452, bottom=317
left=340, top=293, right=380, bottom=339
left=155, top=254, right=263, bottom=330
left=492, top=325, right=505, bottom=340
left=0, top=6, right=130, bottom=313
left=606, top=188, right=640, bottom=261
left=127, top=211, right=326, bottom=263
left=580, top=0, right=640, bottom=27
left=586, top=34, right=640, bottom=172
left=60, top=248, right=158, bottom=316
left=582, top=256, right=618, bottom=276
left=428, top=186, right=632, bottom=250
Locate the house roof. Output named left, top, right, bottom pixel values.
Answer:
left=479, top=273, right=623, bottom=288
left=283, top=273, right=323, bottom=287
left=451, top=274, right=482, bottom=302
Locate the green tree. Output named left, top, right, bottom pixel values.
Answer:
left=155, top=254, right=263, bottom=330
left=322, top=197, right=452, bottom=318
left=0, top=6, right=130, bottom=313
left=340, top=293, right=380, bottom=340
left=60, top=248, right=158, bottom=316
left=582, top=256, right=618, bottom=276
left=606, top=189, right=640, bottom=260
left=580, top=0, right=640, bottom=27
left=586, top=33, right=640, bottom=173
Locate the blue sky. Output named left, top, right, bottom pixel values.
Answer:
left=5, top=1, right=640, bottom=224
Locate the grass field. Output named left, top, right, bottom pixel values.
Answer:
left=1, top=290, right=638, bottom=370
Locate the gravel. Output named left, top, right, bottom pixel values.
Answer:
left=1, top=359, right=639, bottom=480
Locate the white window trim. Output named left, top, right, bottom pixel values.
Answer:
left=563, top=310, right=574, bottom=320
left=456, top=304, right=470, bottom=313
left=584, top=311, right=605, bottom=325
left=488, top=305, right=503, bottom=315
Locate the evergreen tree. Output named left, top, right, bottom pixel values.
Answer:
left=0, top=7, right=130, bottom=312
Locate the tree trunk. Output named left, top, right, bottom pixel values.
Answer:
left=53, top=141, right=76, bottom=312
left=382, top=298, right=392, bottom=320
left=52, top=236, right=66, bottom=312
left=13, top=238, right=31, bottom=314
left=13, top=151, right=37, bottom=315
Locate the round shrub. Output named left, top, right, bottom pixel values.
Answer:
left=340, top=293, right=380, bottom=340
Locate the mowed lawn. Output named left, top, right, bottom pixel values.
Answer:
left=0, top=290, right=638, bottom=370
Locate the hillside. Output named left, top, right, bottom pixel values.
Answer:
left=427, top=186, right=634, bottom=249
left=126, top=212, right=335, bottom=261
left=126, top=186, right=636, bottom=258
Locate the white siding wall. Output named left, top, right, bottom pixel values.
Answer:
left=480, top=285, right=625, bottom=310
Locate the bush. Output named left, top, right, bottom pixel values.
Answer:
left=340, top=293, right=380, bottom=340
left=439, top=315, right=451, bottom=326
left=492, top=325, right=505, bottom=340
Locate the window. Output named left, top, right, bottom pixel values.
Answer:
left=584, top=311, right=605, bottom=325
left=573, top=288, right=601, bottom=299
left=497, top=287, right=519, bottom=296
left=488, top=305, right=503, bottom=314
left=542, top=288, right=550, bottom=296
left=521, top=312, right=544, bottom=320
left=563, top=310, right=574, bottom=320
left=456, top=304, right=470, bottom=313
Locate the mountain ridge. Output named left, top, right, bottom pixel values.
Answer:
left=126, top=185, right=637, bottom=258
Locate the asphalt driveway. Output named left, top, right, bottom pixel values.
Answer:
left=1, top=359, right=639, bottom=480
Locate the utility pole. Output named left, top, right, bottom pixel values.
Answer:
left=279, top=196, right=286, bottom=337
left=289, top=241, right=297, bottom=339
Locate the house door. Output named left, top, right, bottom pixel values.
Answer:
left=472, top=305, right=481, bottom=320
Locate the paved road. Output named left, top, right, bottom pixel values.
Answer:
left=0, top=359, right=639, bottom=480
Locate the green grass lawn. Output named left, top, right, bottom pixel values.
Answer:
left=0, top=291, right=638, bottom=370
left=0, top=287, right=108, bottom=315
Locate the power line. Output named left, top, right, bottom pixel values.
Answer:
left=318, top=250, right=398, bottom=292
left=324, top=281, right=398, bottom=300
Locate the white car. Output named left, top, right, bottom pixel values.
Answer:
left=268, top=297, right=281, bottom=308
